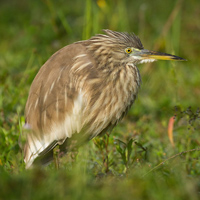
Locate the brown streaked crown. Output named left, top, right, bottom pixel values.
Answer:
left=88, top=29, right=144, bottom=49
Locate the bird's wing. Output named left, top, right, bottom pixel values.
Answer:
left=23, top=43, right=96, bottom=168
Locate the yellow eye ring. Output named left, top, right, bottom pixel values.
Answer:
left=125, top=48, right=132, bottom=54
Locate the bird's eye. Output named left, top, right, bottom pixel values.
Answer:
left=125, top=48, right=132, bottom=54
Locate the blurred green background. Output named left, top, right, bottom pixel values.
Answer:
left=0, top=0, right=200, bottom=199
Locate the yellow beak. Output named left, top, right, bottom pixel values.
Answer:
left=136, top=49, right=186, bottom=61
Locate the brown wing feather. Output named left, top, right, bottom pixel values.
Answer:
left=24, top=43, right=92, bottom=167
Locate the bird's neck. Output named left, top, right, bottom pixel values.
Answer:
left=83, top=63, right=141, bottom=138
left=108, top=63, right=141, bottom=91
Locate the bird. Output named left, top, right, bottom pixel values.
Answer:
left=23, top=29, right=185, bottom=168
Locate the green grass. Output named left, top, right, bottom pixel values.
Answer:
left=0, top=0, right=200, bottom=199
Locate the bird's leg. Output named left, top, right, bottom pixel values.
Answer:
left=93, top=133, right=111, bottom=174
left=69, top=140, right=79, bottom=165
left=53, top=146, right=60, bottom=169
left=104, top=132, right=110, bottom=173
left=70, top=148, right=79, bottom=163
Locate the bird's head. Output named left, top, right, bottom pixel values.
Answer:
left=86, top=29, right=186, bottom=68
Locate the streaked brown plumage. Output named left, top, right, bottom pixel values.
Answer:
left=23, top=30, right=185, bottom=168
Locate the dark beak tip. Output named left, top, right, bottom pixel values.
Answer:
left=171, top=55, right=187, bottom=61
left=176, top=57, right=187, bottom=61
